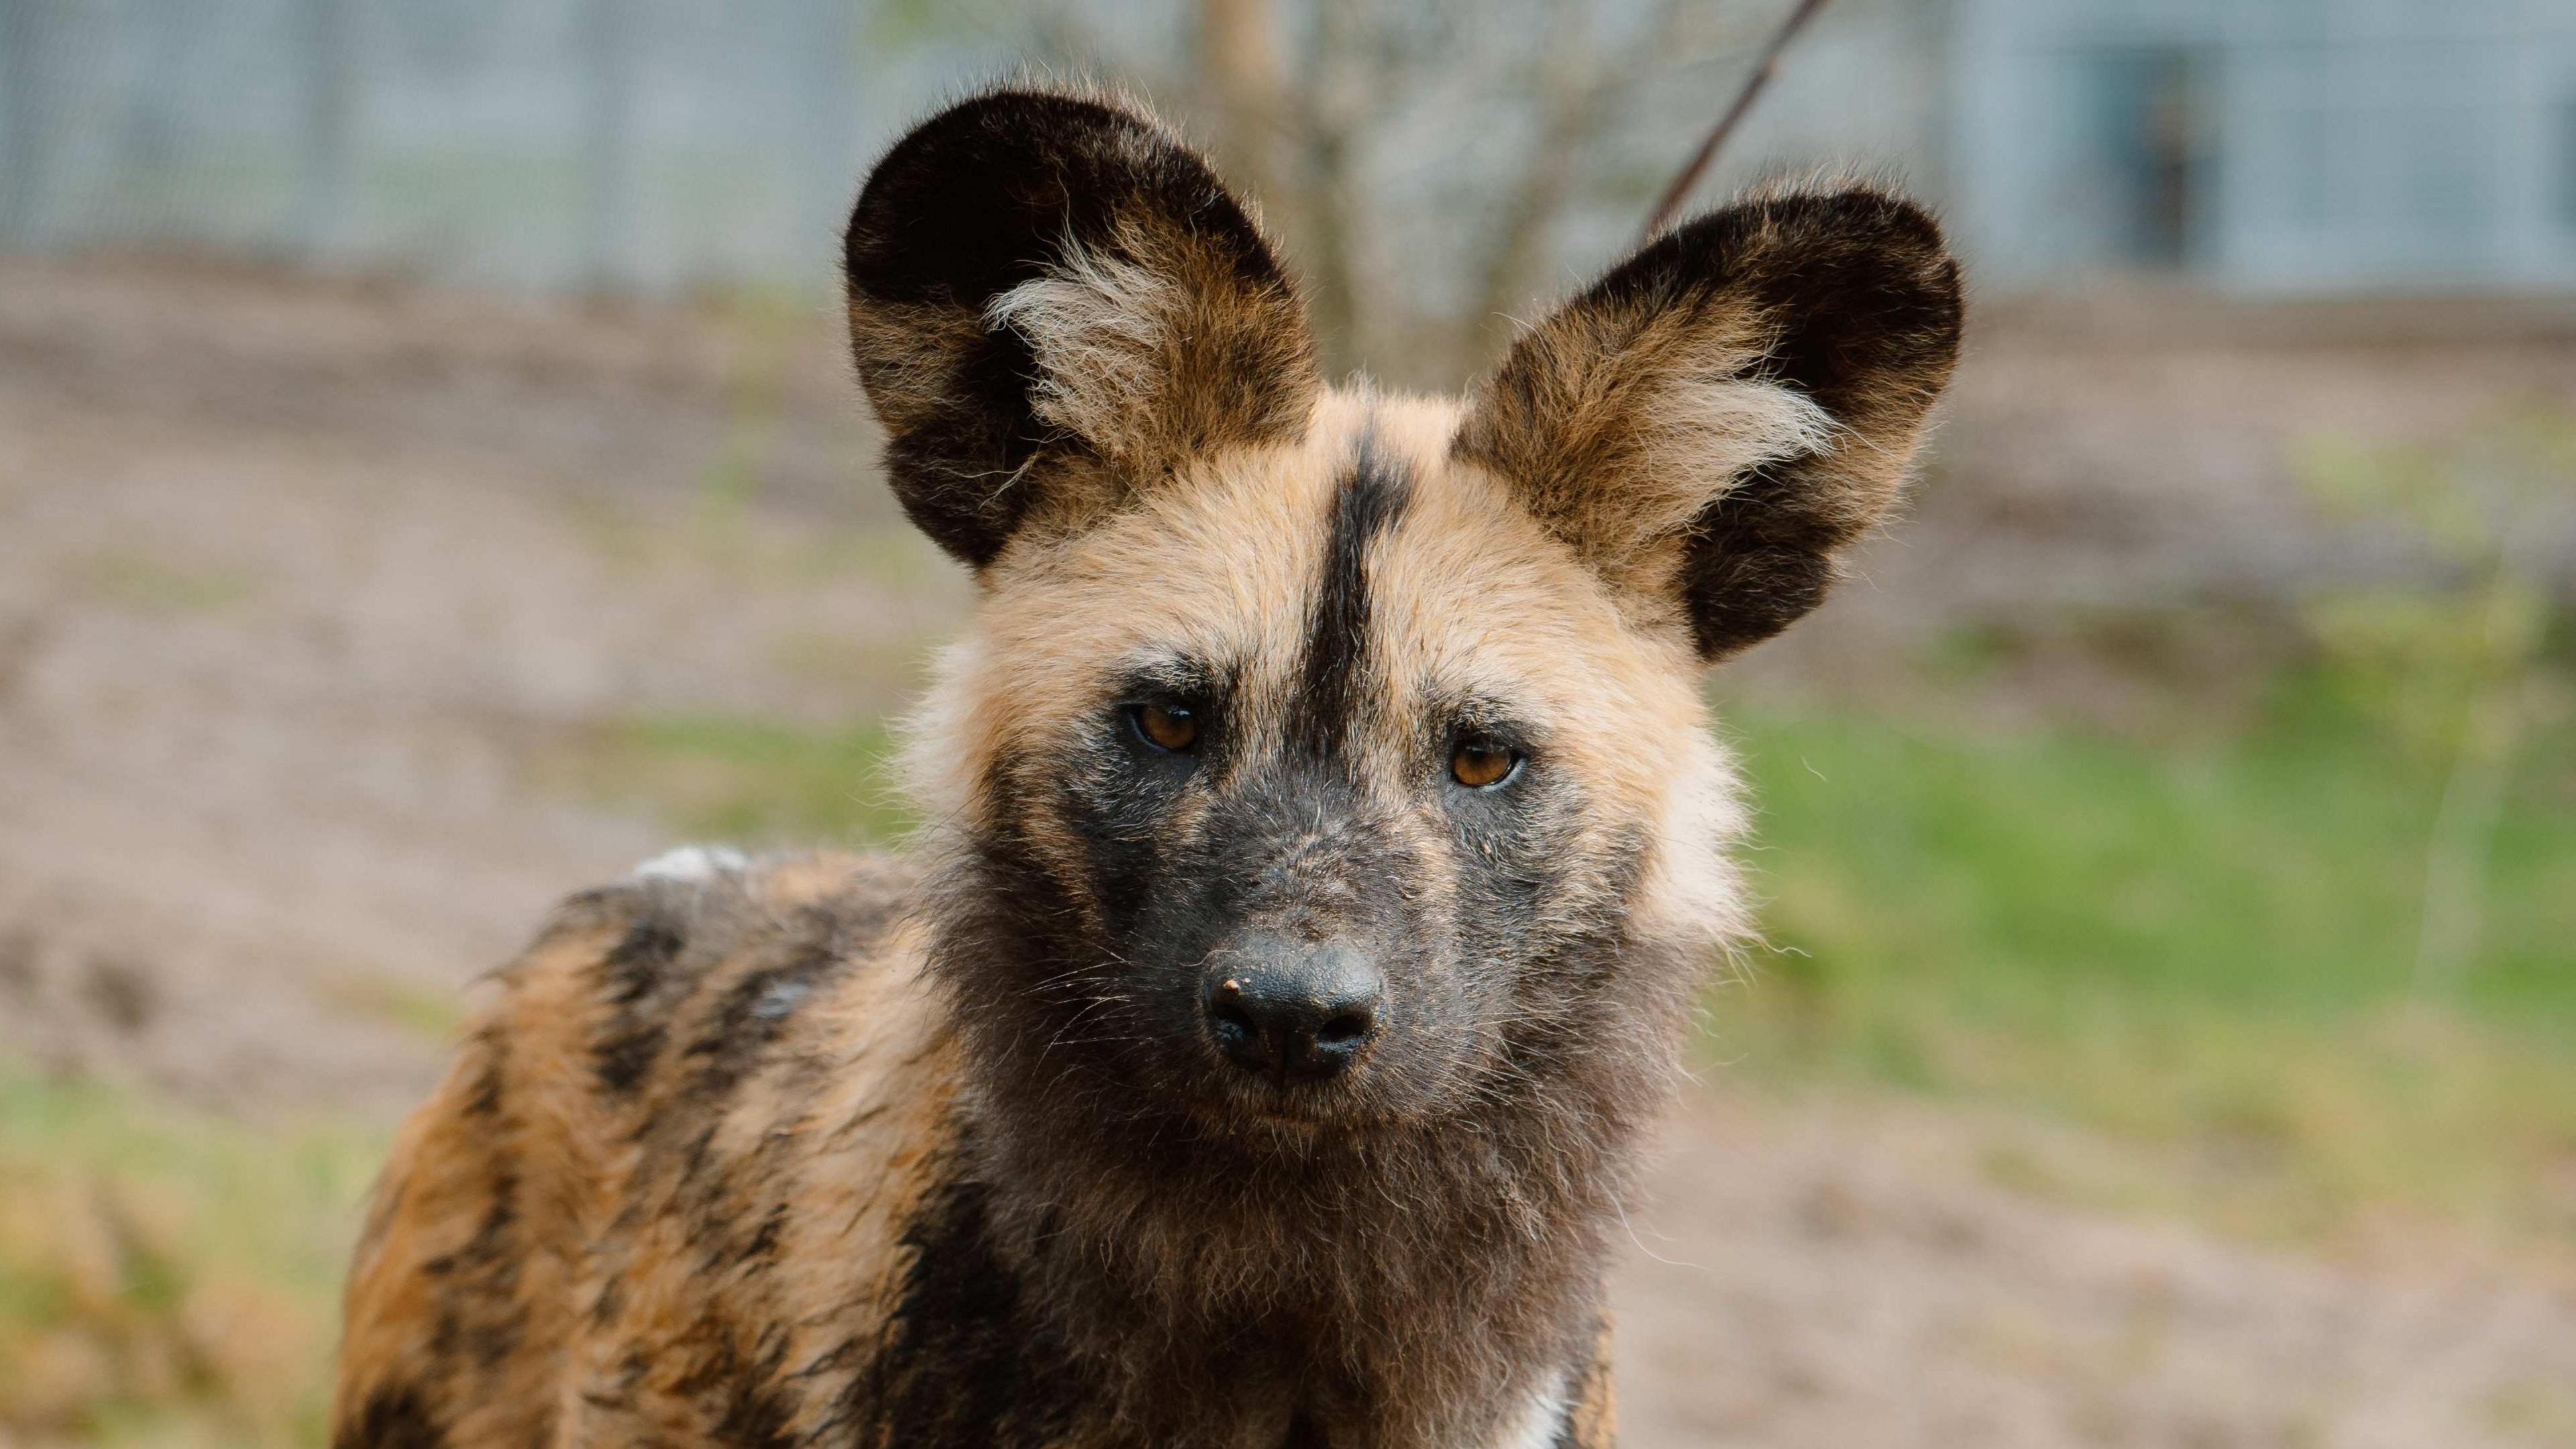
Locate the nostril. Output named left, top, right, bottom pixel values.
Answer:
left=1313, top=1010, right=1372, bottom=1049
left=1207, top=984, right=1281, bottom=1073
left=1210, top=999, right=1258, bottom=1051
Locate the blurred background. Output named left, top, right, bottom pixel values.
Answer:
left=1, top=1, right=2572, bottom=1444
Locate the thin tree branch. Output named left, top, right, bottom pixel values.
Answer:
left=1640, top=0, right=1830, bottom=244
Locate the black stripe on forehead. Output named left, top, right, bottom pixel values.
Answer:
left=1289, top=426, right=1413, bottom=759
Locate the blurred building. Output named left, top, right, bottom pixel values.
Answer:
left=2, top=0, right=2571, bottom=299
left=1952, top=0, right=2576, bottom=291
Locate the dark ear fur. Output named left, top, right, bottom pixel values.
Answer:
left=1456, top=186, right=1963, bottom=659
left=843, top=88, right=1319, bottom=568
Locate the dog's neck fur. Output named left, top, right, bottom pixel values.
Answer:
left=917, top=830, right=1697, bottom=1446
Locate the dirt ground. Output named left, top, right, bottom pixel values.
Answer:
left=3, top=256, right=2571, bottom=1448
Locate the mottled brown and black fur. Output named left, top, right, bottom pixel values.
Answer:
left=334, top=85, right=1962, bottom=1448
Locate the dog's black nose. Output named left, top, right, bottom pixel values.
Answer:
left=1205, top=940, right=1381, bottom=1084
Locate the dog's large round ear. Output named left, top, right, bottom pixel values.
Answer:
left=1456, top=188, right=1963, bottom=661
left=843, top=89, right=1320, bottom=570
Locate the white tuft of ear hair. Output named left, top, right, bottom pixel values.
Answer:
left=984, top=236, right=1187, bottom=464
left=1464, top=297, right=1843, bottom=595
left=1618, top=372, right=1836, bottom=558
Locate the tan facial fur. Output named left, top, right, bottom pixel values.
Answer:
left=912, top=386, right=1748, bottom=973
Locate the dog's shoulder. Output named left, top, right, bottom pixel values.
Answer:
left=332, top=848, right=963, bottom=1446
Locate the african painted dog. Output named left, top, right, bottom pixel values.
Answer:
left=332, top=87, right=1962, bottom=1448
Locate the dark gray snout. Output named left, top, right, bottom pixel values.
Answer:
left=1203, top=936, right=1383, bottom=1085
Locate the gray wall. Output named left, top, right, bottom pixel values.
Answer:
left=1953, top=0, right=2576, bottom=290
left=5, top=0, right=2569, bottom=299
left=0, top=0, right=1009, bottom=294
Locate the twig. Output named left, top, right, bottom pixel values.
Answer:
left=1639, top=0, right=1831, bottom=244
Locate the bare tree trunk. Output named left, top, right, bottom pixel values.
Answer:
left=1195, top=0, right=1371, bottom=374
left=1195, top=0, right=1285, bottom=215
left=1289, top=0, right=1371, bottom=380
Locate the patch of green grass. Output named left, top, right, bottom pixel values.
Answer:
left=0, top=1066, right=381, bottom=1447
left=1730, top=700, right=2573, bottom=1018
left=1714, top=682, right=2576, bottom=1249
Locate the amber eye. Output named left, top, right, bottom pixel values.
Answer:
left=1132, top=702, right=1200, bottom=753
left=1450, top=738, right=1519, bottom=789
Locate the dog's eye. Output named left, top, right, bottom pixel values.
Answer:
left=1450, top=738, right=1519, bottom=789
left=1131, top=702, right=1200, bottom=753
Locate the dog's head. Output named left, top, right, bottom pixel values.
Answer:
left=845, top=89, right=1960, bottom=1142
